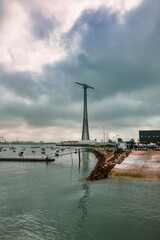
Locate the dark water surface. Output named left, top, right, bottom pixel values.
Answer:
left=0, top=152, right=159, bottom=240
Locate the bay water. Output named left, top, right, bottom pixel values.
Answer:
left=0, top=150, right=159, bottom=240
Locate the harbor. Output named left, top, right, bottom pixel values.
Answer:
left=1, top=143, right=160, bottom=180
left=0, top=0, right=160, bottom=238
left=0, top=151, right=159, bottom=240
left=0, top=143, right=89, bottom=162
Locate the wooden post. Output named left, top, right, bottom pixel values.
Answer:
left=78, top=149, right=81, bottom=169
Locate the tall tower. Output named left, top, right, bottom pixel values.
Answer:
left=75, top=82, right=94, bottom=140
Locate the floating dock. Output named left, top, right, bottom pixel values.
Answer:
left=0, top=158, right=55, bottom=162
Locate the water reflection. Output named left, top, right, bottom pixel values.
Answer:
left=79, top=151, right=90, bottom=175
left=77, top=151, right=90, bottom=229
left=77, top=182, right=90, bottom=225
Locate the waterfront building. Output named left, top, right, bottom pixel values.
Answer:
left=118, top=141, right=127, bottom=150
left=139, top=130, right=160, bottom=144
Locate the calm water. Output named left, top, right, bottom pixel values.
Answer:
left=0, top=151, right=160, bottom=240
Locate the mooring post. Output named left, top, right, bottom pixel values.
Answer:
left=78, top=149, right=81, bottom=168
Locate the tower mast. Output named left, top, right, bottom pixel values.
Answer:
left=75, top=82, right=94, bottom=140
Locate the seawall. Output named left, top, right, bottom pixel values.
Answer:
left=87, top=148, right=129, bottom=181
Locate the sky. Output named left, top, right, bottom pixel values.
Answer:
left=0, top=0, right=160, bottom=142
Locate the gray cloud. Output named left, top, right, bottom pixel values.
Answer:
left=0, top=1, right=4, bottom=20
left=31, top=12, right=56, bottom=39
left=0, top=0, right=160, bottom=141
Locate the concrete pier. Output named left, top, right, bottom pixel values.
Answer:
left=111, top=150, right=160, bottom=179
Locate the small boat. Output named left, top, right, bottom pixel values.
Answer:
left=45, top=156, right=55, bottom=161
left=55, top=153, right=59, bottom=156
left=18, top=152, right=24, bottom=156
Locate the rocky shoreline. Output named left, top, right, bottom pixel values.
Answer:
left=87, top=148, right=130, bottom=181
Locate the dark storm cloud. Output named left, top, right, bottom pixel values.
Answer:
left=42, top=0, right=160, bottom=133
left=0, top=100, right=80, bottom=127
left=66, top=0, right=160, bottom=101
left=0, top=66, right=81, bottom=128
left=0, top=0, right=160, bottom=138
left=40, top=0, right=160, bottom=107
left=0, top=66, right=41, bottom=99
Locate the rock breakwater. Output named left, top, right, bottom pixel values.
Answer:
left=87, top=148, right=129, bottom=181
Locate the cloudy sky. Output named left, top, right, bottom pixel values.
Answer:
left=0, top=0, right=160, bottom=142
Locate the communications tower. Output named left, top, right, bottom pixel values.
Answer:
left=75, top=82, right=94, bottom=140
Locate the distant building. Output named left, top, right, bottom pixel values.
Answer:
left=139, top=130, right=160, bottom=144
left=118, top=141, right=127, bottom=150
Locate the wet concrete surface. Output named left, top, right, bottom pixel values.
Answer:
left=111, top=151, right=160, bottom=179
